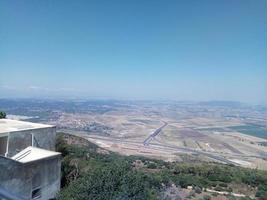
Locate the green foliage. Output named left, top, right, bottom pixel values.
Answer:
left=256, top=183, right=267, bottom=200
left=58, top=159, right=161, bottom=200
left=56, top=135, right=161, bottom=200
left=146, top=162, right=158, bottom=169
left=0, top=111, right=6, bottom=119
left=214, top=186, right=224, bottom=191
left=218, top=182, right=227, bottom=187
left=56, top=134, right=267, bottom=200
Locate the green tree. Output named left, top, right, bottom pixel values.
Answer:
left=55, top=133, right=267, bottom=200
left=0, top=111, right=6, bottom=119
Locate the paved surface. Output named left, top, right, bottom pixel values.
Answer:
left=143, top=121, right=168, bottom=146
left=71, top=120, right=267, bottom=167
left=75, top=132, right=239, bottom=165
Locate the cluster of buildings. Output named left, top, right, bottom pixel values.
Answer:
left=0, top=119, right=61, bottom=200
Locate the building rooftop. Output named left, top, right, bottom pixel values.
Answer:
left=0, top=119, right=54, bottom=135
left=12, top=146, right=61, bottom=163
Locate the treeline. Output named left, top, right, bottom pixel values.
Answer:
left=56, top=134, right=162, bottom=199
left=56, top=134, right=267, bottom=200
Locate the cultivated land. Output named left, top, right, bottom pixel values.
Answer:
left=1, top=99, right=267, bottom=170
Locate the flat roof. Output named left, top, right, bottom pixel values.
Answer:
left=12, top=146, right=61, bottom=163
left=0, top=119, right=54, bottom=135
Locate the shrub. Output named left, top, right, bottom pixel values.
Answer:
left=218, top=182, right=227, bottom=187
left=256, top=190, right=267, bottom=200
left=214, top=186, right=224, bottom=191
left=147, top=162, right=157, bottom=169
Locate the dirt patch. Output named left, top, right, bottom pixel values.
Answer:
left=179, top=129, right=207, bottom=138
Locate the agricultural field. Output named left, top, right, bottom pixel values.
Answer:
left=1, top=99, right=267, bottom=170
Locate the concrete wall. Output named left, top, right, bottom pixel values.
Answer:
left=33, top=157, right=61, bottom=200
left=8, top=127, right=56, bottom=157
left=0, top=136, right=8, bottom=156
left=0, top=155, right=61, bottom=200
left=0, top=156, right=27, bottom=199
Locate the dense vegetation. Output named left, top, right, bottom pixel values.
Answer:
left=56, top=134, right=267, bottom=200
left=0, top=111, right=6, bottom=119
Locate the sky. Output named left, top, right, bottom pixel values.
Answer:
left=0, top=0, right=267, bottom=104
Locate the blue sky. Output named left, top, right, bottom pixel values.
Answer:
left=0, top=0, right=267, bottom=104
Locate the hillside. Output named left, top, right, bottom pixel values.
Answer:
left=56, top=133, right=267, bottom=200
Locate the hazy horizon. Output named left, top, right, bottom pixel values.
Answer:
left=1, top=1, right=267, bottom=104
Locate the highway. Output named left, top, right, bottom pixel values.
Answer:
left=82, top=133, right=239, bottom=165
left=72, top=126, right=255, bottom=166
left=143, top=121, right=168, bottom=146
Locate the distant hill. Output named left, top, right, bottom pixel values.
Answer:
left=198, top=101, right=243, bottom=107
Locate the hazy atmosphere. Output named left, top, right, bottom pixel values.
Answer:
left=1, top=1, right=267, bottom=200
left=1, top=0, right=267, bottom=103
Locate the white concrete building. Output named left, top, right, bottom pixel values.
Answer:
left=0, top=119, right=61, bottom=200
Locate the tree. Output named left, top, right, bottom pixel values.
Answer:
left=0, top=111, right=6, bottom=119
